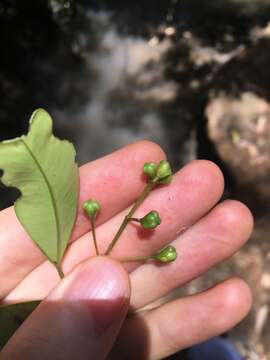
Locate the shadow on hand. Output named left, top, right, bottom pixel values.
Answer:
left=1, top=298, right=151, bottom=359
left=108, top=306, right=151, bottom=360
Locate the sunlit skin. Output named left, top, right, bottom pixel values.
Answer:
left=0, top=141, right=253, bottom=359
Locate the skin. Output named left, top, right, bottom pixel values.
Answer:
left=0, top=141, right=253, bottom=359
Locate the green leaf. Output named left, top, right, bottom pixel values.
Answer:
left=0, top=109, right=79, bottom=264
left=0, top=301, right=40, bottom=350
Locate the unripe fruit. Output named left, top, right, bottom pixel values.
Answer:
left=140, top=210, right=161, bottom=229
left=156, top=160, right=172, bottom=184
left=83, top=199, right=101, bottom=218
left=153, top=245, right=177, bottom=262
left=143, top=162, right=158, bottom=180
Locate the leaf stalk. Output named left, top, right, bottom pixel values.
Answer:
left=54, top=262, right=65, bottom=279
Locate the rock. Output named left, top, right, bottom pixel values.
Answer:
left=206, top=92, right=270, bottom=207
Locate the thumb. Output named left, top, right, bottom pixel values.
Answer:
left=1, top=257, right=130, bottom=360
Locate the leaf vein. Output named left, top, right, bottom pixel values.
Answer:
left=21, top=139, right=61, bottom=263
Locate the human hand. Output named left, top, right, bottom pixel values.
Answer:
left=0, top=141, right=253, bottom=359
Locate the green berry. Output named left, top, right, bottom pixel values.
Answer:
left=140, top=210, right=161, bottom=229
left=157, top=174, right=172, bottom=184
left=153, top=245, right=177, bottom=263
left=83, top=199, right=101, bottom=218
left=156, top=160, right=172, bottom=184
left=143, top=162, right=158, bottom=180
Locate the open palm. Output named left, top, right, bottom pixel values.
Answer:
left=0, top=141, right=253, bottom=359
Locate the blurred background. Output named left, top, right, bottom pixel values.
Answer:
left=1, top=0, right=270, bottom=358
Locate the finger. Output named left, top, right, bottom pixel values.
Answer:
left=129, top=200, right=253, bottom=309
left=5, top=160, right=224, bottom=303
left=1, top=257, right=130, bottom=360
left=110, top=278, right=252, bottom=360
left=0, top=141, right=164, bottom=298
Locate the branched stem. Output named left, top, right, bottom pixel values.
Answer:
left=90, top=217, right=99, bottom=256
left=104, top=180, right=157, bottom=255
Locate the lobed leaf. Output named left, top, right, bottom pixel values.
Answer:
left=0, top=109, right=79, bottom=264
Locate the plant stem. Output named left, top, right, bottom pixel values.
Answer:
left=104, top=180, right=156, bottom=255
left=129, top=218, right=140, bottom=222
left=114, top=255, right=152, bottom=262
left=54, top=263, right=64, bottom=279
left=90, top=217, right=99, bottom=256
